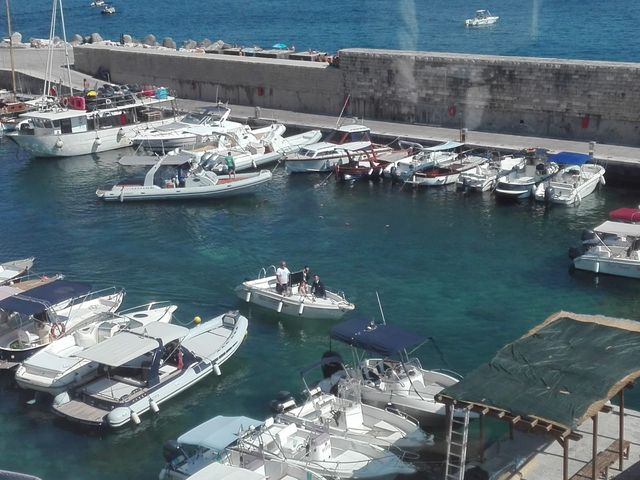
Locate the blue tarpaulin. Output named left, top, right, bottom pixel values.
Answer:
left=547, top=151, right=591, bottom=165
left=330, top=318, right=428, bottom=356
left=0, top=279, right=92, bottom=316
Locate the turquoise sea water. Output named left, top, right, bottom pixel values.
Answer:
left=4, top=0, right=640, bottom=62
left=0, top=137, right=639, bottom=478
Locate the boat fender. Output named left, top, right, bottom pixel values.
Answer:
left=212, top=363, right=221, bottom=376
left=149, top=399, right=159, bottom=413
left=544, top=186, right=555, bottom=204
left=298, top=302, right=305, bottom=315
left=119, top=188, right=125, bottom=203
left=130, top=410, right=141, bottom=425
left=600, top=176, right=606, bottom=185
left=52, top=391, right=70, bottom=407
left=193, top=316, right=201, bottom=325
left=245, top=291, right=251, bottom=302
left=94, top=137, right=102, bottom=146
left=117, top=127, right=125, bottom=139
left=277, top=301, right=283, bottom=313
left=54, top=138, right=64, bottom=149
left=252, top=159, right=257, bottom=169
left=575, top=193, right=581, bottom=206
left=594, top=261, right=600, bottom=274
left=61, top=97, right=69, bottom=108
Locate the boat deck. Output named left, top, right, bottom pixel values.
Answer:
left=53, top=399, right=107, bottom=425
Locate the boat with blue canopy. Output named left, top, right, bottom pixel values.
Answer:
left=534, top=151, right=605, bottom=205
left=0, top=279, right=124, bottom=368
left=323, top=318, right=465, bottom=427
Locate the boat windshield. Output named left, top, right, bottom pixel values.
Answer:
left=298, top=148, right=319, bottom=158
left=181, top=112, right=210, bottom=125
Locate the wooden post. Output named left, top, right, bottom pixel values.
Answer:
left=619, top=389, right=625, bottom=470
left=479, top=413, right=485, bottom=463
left=563, top=438, right=569, bottom=480
left=592, top=414, right=598, bottom=480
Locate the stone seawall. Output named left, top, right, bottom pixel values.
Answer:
left=73, top=45, right=640, bottom=146
left=73, top=45, right=344, bottom=115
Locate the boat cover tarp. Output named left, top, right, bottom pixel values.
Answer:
left=609, top=208, right=640, bottom=223
left=424, top=141, right=463, bottom=152
left=547, top=151, right=591, bottom=165
left=439, top=311, right=640, bottom=431
left=129, top=321, right=189, bottom=344
left=177, top=415, right=261, bottom=450
left=330, top=318, right=427, bottom=356
left=594, top=221, right=640, bottom=237
left=0, top=280, right=91, bottom=316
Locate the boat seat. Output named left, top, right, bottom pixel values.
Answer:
left=17, top=329, right=39, bottom=347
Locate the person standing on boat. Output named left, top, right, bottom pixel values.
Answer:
left=302, top=265, right=311, bottom=284
left=276, top=261, right=290, bottom=295
left=224, top=151, right=236, bottom=178
left=311, top=275, right=326, bottom=299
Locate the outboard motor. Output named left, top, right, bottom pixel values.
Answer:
left=320, top=351, right=344, bottom=379
left=464, top=466, right=489, bottom=480
left=544, top=186, right=555, bottom=204
left=162, top=439, right=184, bottom=464
left=568, top=246, right=585, bottom=259
left=581, top=229, right=596, bottom=242
left=270, top=390, right=296, bottom=414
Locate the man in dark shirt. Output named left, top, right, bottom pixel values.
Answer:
left=311, top=274, right=326, bottom=298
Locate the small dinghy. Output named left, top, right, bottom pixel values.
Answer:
left=96, top=155, right=271, bottom=202
left=15, top=302, right=177, bottom=396
left=52, top=311, right=248, bottom=428
left=235, top=266, right=354, bottom=320
left=0, top=257, right=35, bottom=285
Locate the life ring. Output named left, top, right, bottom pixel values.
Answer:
left=61, top=97, right=69, bottom=108
left=448, top=105, right=457, bottom=117
left=51, top=323, right=65, bottom=339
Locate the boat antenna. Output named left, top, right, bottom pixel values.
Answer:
left=335, top=93, right=350, bottom=128
left=375, top=291, right=386, bottom=325
left=5, top=0, right=17, bottom=100
left=57, top=0, right=73, bottom=95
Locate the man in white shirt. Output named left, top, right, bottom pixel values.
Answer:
left=276, top=261, right=291, bottom=295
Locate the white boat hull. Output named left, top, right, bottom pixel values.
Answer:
left=573, top=255, right=640, bottom=279
left=97, top=170, right=271, bottom=202
left=8, top=117, right=175, bottom=157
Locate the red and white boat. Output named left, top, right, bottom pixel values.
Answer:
left=404, top=150, right=488, bottom=187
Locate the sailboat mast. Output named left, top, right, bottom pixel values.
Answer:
left=4, top=0, right=16, bottom=99
left=57, top=0, right=73, bottom=95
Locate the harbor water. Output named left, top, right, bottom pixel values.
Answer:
left=5, top=0, right=640, bottom=62
left=0, top=137, right=639, bottom=479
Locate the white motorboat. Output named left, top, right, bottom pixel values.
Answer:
left=235, top=266, right=355, bottom=320
left=15, top=302, right=177, bottom=396
left=101, top=4, right=115, bottom=14
left=278, top=378, right=433, bottom=451
left=52, top=311, right=248, bottom=428
left=385, top=140, right=463, bottom=183
left=90, top=0, right=104, bottom=6
left=457, top=154, right=526, bottom=192
left=7, top=86, right=179, bottom=157
left=284, top=123, right=392, bottom=174
left=533, top=152, right=605, bottom=205
left=494, top=159, right=560, bottom=200
left=571, top=221, right=640, bottom=279
left=233, top=416, right=416, bottom=479
left=465, top=9, right=499, bottom=26
left=403, top=150, right=488, bottom=188
left=96, top=155, right=272, bottom=202
left=326, top=318, right=465, bottom=427
left=131, top=104, right=247, bottom=153
left=159, top=416, right=327, bottom=480
left=200, top=126, right=322, bottom=173
left=0, top=279, right=124, bottom=369
left=0, top=257, right=35, bottom=285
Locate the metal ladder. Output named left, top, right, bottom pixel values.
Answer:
left=444, top=407, right=471, bottom=480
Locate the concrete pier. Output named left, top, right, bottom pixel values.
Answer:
left=3, top=46, right=640, bottom=182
